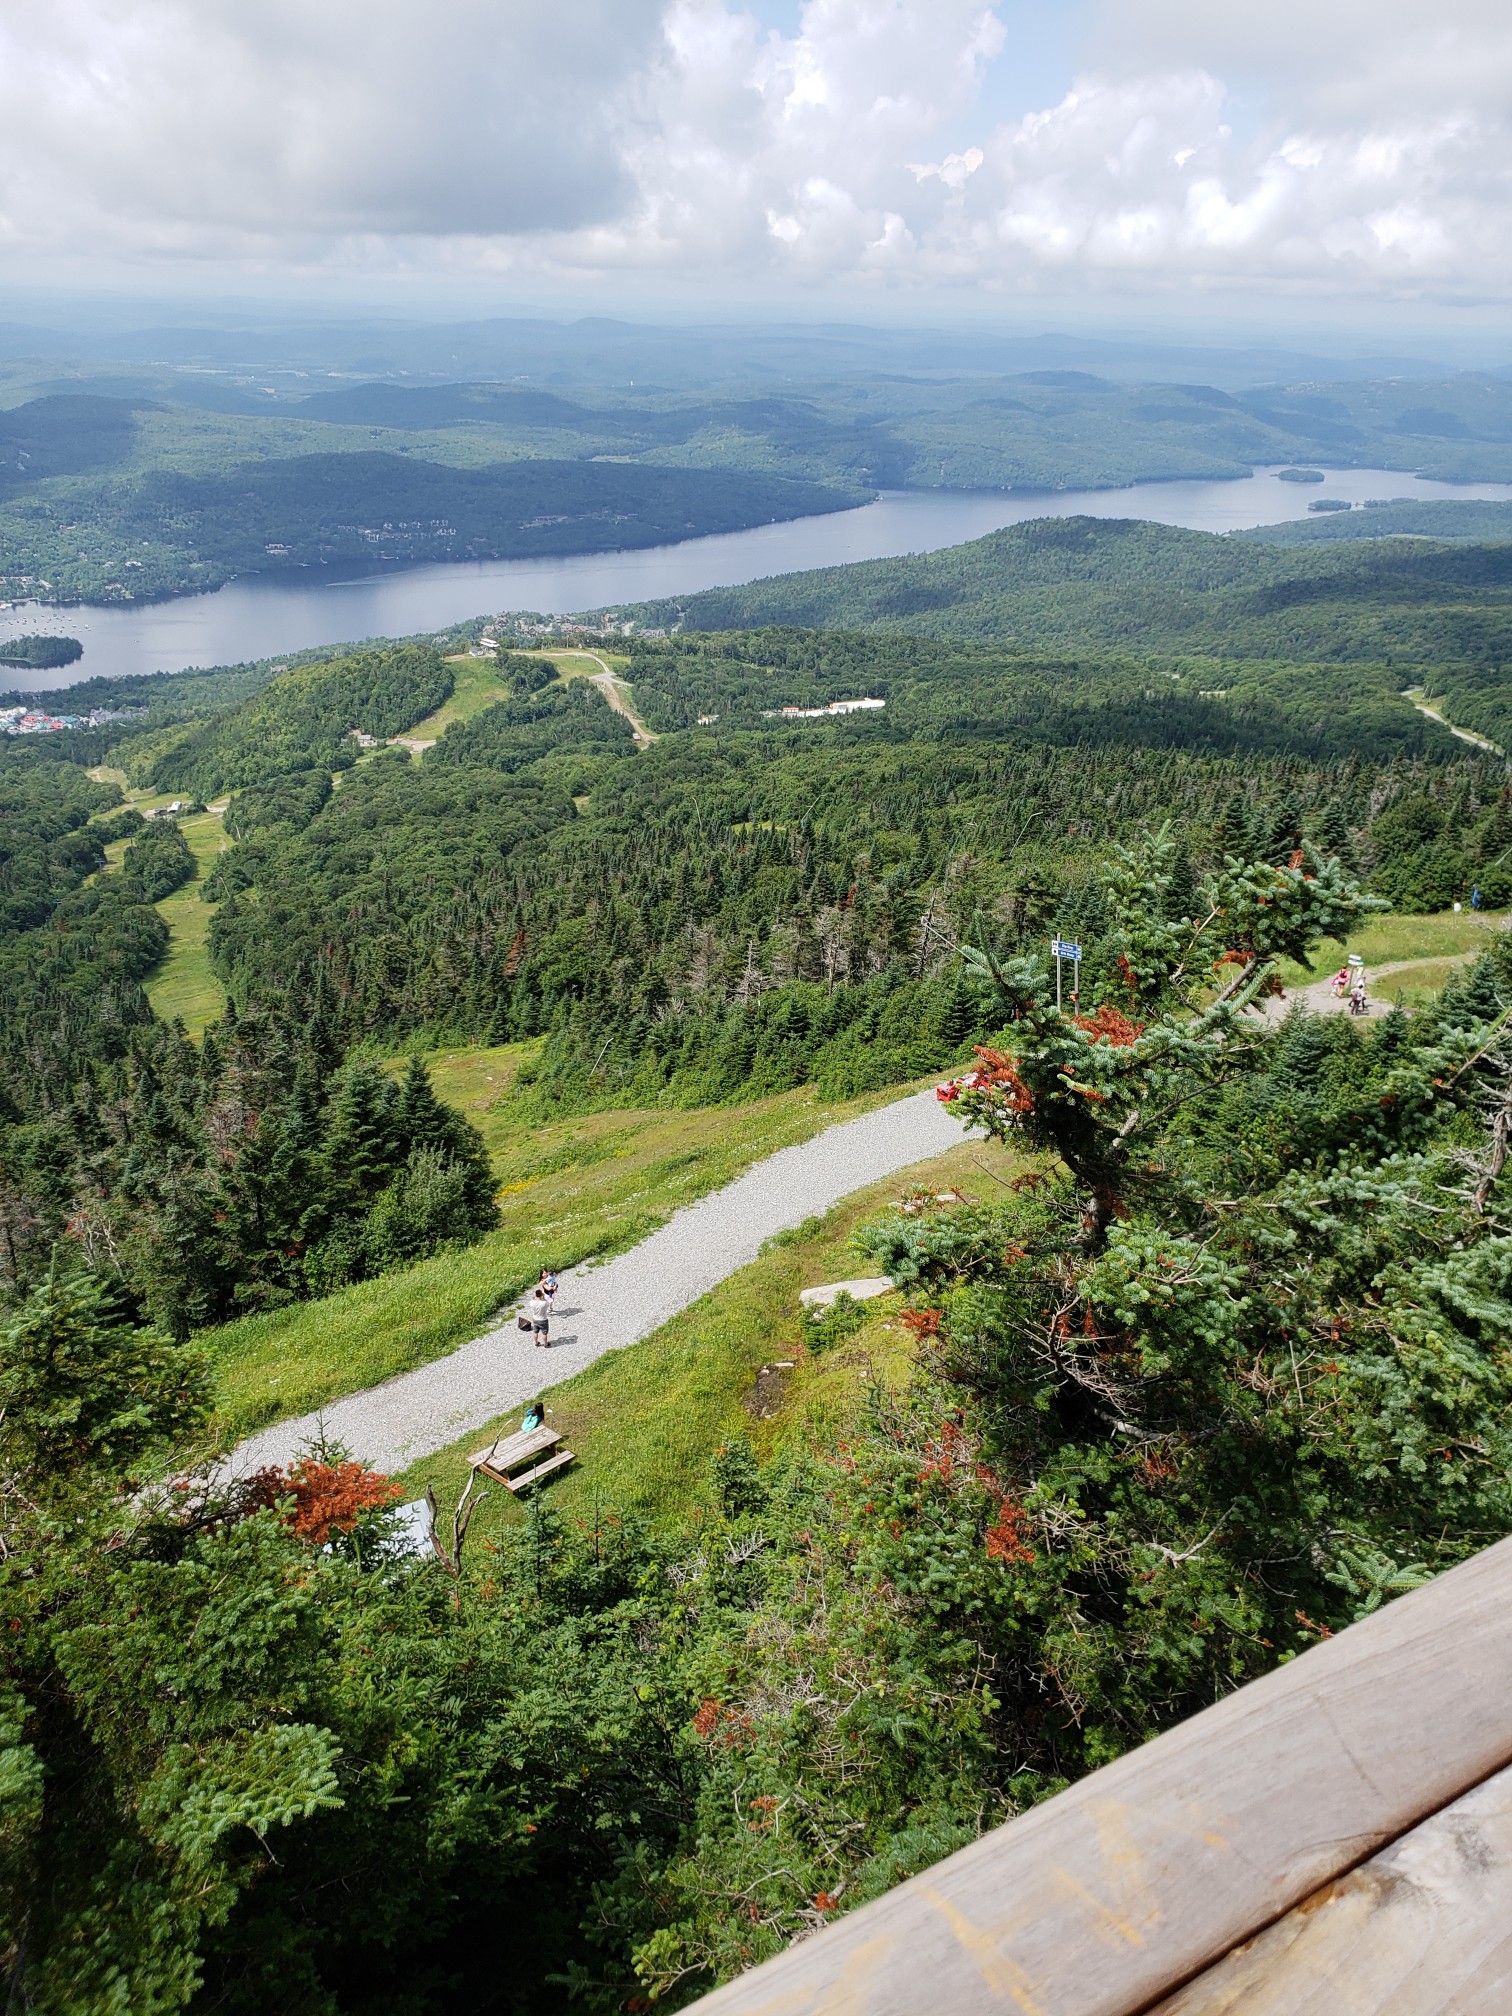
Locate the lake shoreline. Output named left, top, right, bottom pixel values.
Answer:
left=6, top=466, right=1512, bottom=693
left=3, top=461, right=1508, bottom=623
left=0, top=485, right=878, bottom=616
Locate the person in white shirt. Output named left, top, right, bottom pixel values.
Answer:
left=528, top=1289, right=550, bottom=1346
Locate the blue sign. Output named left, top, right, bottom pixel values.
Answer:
left=1051, top=939, right=1082, bottom=960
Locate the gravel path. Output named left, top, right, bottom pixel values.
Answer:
left=553, top=647, right=657, bottom=745
left=1256, top=950, right=1483, bottom=1024
left=226, top=1085, right=972, bottom=1478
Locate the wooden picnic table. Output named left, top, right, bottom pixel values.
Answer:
left=470, top=1423, right=576, bottom=1493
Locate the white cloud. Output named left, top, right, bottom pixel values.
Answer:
left=2, top=0, right=1512, bottom=305
left=0, top=0, right=665, bottom=249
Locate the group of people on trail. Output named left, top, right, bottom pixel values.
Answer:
left=524, top=1267, right=558, bottom=1346
left=1330, top=965, right=1370, bottom=1016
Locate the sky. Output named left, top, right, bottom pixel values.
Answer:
left=1, top=0, right=1511, bottom=337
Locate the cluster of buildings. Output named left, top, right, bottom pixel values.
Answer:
left=2, top=707, right=84, bottom=734
left=762, top=696, right=887, bottom=720
left=0, top=704, right=145, bottom=736
left=476, top=613, right=671, bottom=644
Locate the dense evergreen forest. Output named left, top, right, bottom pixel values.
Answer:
left=0, top=634, right=81, bottom=669
left=2, top=516, right=1512, bottom=2009
left=4, top=827, right=1510, bottom=2011
left=0, top=430, right=860, bottom=606
left=1234, top=495, right=1512, bottom=545
left=3, top=620, right=1507, bottom=1333
left=630, top=517, right=1512, bottom=748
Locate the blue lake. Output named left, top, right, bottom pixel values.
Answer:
left=4, top=464, right=1511, bottom=691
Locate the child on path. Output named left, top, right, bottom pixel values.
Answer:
left=528, top=1288, right=551, bottom=1347
left=539, top=1266, right=559, bottom=1310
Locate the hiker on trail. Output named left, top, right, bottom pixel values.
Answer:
left=1350, top=976, right=1368, bottom=1017
left=1330, top=966, right=1350, bottom=998
left=528, top=1288, right=551, bottom=1347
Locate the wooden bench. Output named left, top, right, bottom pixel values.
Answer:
left=507, top=1449, right=576, bottom=1492
left=469, top=1424, right=577, bottom=1494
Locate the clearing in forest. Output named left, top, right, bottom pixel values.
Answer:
left=87, top=771, right=231, bottom=1034
left=208, top=1061, right=953, bottom=1443
left=392, top=653, right=514, bottom=748
left=1273, top=906, right=1508, bottom=1014
left=399, top=1131, right=1016, bottom=1539
left=541, top=646, right=656, bottom=744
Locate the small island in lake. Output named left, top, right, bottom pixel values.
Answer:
left=0, top=633, right=83, bottom=669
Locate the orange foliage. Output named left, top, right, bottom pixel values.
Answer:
left=245, top=1458, right=402, bottom=1545
left=691, top=1698, right=755, bottom=1749
left=901, top=1305, right=943, bottom=1339
left=1137, top=1448, right=1179, bottom=1484
left=984, top=1499, right=1036, bottom=1567
left=914, top=1418, right=1039, bottom=1570
left=968, top=1046, right=1035, bottom=1115
left=917, top=1418, right=972, bottom=1485
left=1072, top=1004, right=1145, bottom=1047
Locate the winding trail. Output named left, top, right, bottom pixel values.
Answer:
left=227, top=1085, right=972, bottom=1478
left=1258, top=948, right=1492, bottom=1023
left=553, top=647, right=657, bottom=746
left=1408, top=694, right=1504, bottom=756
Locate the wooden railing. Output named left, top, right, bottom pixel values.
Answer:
left=692, top=1533, right=1512, bottom=2016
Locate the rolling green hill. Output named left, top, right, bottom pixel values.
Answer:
left=7, top=357, right=1512, bottom=606
left=133, top=643, right=454, bottom=797
left=628, top=517, right=1512, bottom=746
left=1236, top=496, right=1512, bottom=545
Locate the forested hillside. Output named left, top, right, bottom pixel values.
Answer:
left=7, top=353, right=1512, bottom=605
left=1236, top=495, right=1512, bottom=545
left=6, top=615, right=1505, bottom=1335
left=631, top=518, right=1512, bottom=746
left=0, top=443, right=861, bottom=606
left=135, top=643, right=454, bottom=796
left=5, top=822, right=1510, bottom=2012
left=3, top=519, right=1512, bottom=2009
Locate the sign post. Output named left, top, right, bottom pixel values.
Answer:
left=1050, top=938, right=1082, bottom=1014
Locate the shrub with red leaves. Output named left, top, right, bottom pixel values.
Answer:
left=1071, top=1004, right=1145, bottom=1047
left=900, top=1305, right=943, bottom=1340
left=967, top=1045, right=1035, bottom=1115
left=244, top=1456, right=402, bottom=1545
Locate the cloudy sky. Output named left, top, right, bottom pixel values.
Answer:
left=2, top=0, right=1510, bottom=324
